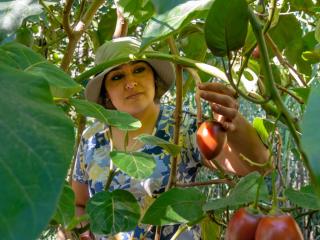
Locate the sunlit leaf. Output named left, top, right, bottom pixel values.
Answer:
left=71, top=99, right=141, bottom=131
left=110, top=151, right=155, bottom=179
left=0, top=0, right=42, bottom=36
left=142, top=0, right=212, bottom=49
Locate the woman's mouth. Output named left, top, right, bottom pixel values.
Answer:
left=126, top=92, right=143, bottom=99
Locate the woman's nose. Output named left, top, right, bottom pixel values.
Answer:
left=125, top=78, right=138, bottom=89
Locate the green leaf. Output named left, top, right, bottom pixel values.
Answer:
left=96, top=10, right=117, bottom=46
left=52, top=183, right=75, bottom=228
left=200, top=215, right=221, bottom=240
left=110, top=151, right=156, bottom=179
left=301, top=51, right=320, bottom=64
left=142, top=187, right=206, bottom=225
left=285, top=186, right=320, bottom=210
left=204, top=0, right=249, bottom=56
left=0, top=66, right=74, bottom=240
left=141, top=0, right=212, bottom=49
left=136, top=134, right=181, bottom=156
left=0, top=0, right=42, bottom=36
left=203, top=172, right=269, bottom=211
left=0, top=42, right=82, bottom=98
left=301, top=85, right=320, bottom=191
left=291, top=87, right=311, bottom=104
left=118, top=0, right=154, bottom=26
left=71, top=99, right=141, bottom=131
left=86, top=190, right=140, bottom=235
left=253, top=118, right=275, bottom=146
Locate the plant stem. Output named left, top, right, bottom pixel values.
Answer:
left=166, top=36, right=183, bottom=190
left=170, top=225, right=188, bottom=240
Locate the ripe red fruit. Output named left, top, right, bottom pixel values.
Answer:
left=252, top=46, right=260, bottom=59
left=196, top=120, right=226, bottom=160
left=255, top=214, right=304, bottom=240
left=225, top=208, right=262, bottom=240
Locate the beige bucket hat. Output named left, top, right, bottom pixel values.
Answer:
left=85, top=37, right=175, bottom=106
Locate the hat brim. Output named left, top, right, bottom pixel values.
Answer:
left=85, top=59, right=175, bottom=104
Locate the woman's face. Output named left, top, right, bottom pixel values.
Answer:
left=104, top=61, right=157, bottom=115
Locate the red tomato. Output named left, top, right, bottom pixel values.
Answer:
left=252, top=46, right=260, bottom=59
left=225, top=208, right=262, bottom=240
left=196, top=121, right=226, bottom=160
left=255, top=214, right=304, bottom=240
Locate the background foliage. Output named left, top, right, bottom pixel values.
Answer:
left=1, top=0, right=320, bottom=239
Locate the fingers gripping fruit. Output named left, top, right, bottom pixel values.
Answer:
left=196, top=121, right=227, bottom=160
left=225, top=208, right=262, bottom=240
left=255, top=214, right=304, bottom=240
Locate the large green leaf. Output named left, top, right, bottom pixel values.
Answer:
left=118, top=0, right=154, bottom=26
left=141, top=0, right=213, bottom=49
left=136, top=134, right=181, bottom=156
left=0, top=43, right=82, bottom=97
left=204, top=0, right=249, bottom=56
left=52, top=183, right=75, bottom=228
left=86, top=190, right=140, bottom=235
left=142, top=187, right=206, bottom=225
left=0, top=66, right=74, bottom=240
left=203, top=172, right=269, bottom=211
left=301, top=85, right=320, bottom=190
left=285, top=186, right=320, bottom=210
left=0, top=0, right=42, bottom=38
left=110, top=151, right=156, bottom=179
left=253, top=118, right=275, bottom=146
left=71, top=99, right=141, bottom=131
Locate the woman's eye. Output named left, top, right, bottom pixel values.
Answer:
left=134, top=66, right=145, bottom=73
left=111, top=74, right=124, bottom=81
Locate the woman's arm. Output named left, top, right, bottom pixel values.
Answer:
left=71, top=180, right=94, bottom=240
left=198, top=82, right=271, bottom=176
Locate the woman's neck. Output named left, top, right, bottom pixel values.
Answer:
left=111, top=103, right=160, bottom=151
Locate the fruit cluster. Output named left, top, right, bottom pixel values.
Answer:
left=225, top=208, right=304, bottom=240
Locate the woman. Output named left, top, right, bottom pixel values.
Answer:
left=72, top=37, right=270, bottom=239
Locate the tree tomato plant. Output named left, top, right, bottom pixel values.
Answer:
left=255, top=214, right=304, bottom=240
left=225, top=207, right=262, bottom=240
left=196, top=120, right=226, bottom=160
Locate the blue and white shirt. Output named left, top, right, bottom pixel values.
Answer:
left=73, top=105, right=203, bottom=239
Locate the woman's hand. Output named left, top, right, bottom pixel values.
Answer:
left=198, top=82, right=239, bottom=131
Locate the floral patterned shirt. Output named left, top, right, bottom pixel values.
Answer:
left=73, top=105, right=203, bottom=239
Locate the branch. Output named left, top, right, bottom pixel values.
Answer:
left=62, top=0, right=74, bottom=38
left=265, top=33, right=307, bottom=87
left=113, top=7, right=128, bottom=38
left=166, top=36, right=183, bottom=190
left=176, top=178, right=235, bottom=188
left=276, top=84, right=305, bottom=104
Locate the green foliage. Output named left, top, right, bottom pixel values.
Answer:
left=285, top=186, right=320, bottom=210
left=86, top=190, right=140, bottom=235
left=205, top=0, right=249, bottom=56
left=141, top=0, right=212, bottom=49
left=0, top=66, right=74, bottom=240
left=1, top=0, right=320, bottom=238
left=0, top=43, right=82, bottom=98
left=71, top=99, right=141, bottom=131
left=142, top=187, right=206, bottom=225
left=110, top=151, right=156, bottom=179
left=52, top=183, right=75, bottom=228
left=204, top=172, right=269, bottom=211
left=136, top=134, right=181, bottom=156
